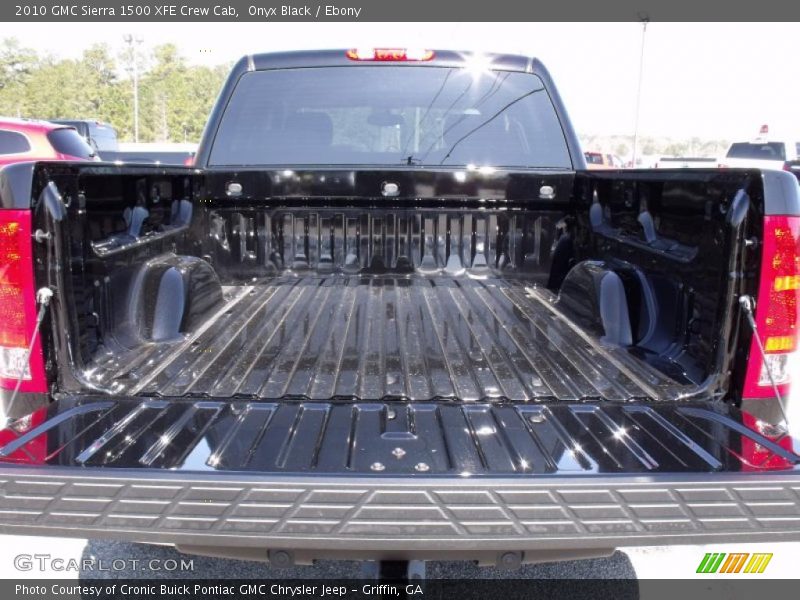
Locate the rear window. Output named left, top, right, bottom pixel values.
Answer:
left=726, top=142, right=786, bottom=161
left=0, top=130, right=31, bottom=154
left=89, top=124, right=118, bottom=151
left=47, top=128, right=95, bottom=159
left=209, top=66, right=572, bottom=169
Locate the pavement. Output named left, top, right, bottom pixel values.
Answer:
left=0, top=537, right=799, bottom=580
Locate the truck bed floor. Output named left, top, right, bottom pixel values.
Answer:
left=88, top=275, right=687, bottom=401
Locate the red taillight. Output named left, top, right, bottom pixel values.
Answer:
left=345, top=48, right=435, bottom=62
left=0, top=210, right=46, bottom=393
left=740, top=412, right=795, bottom=471
left=0, top=406, right=47, bottom=464
left=743, top=215, right=800, bottom=399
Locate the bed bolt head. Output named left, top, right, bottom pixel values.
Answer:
left=268, top=550, right=294, bottom=568
left=499, top=551, right=523, bottom=570
left=415, top=462, right=430, bottom=472
left=392, top=447, right=406, bottom=459
left=529, top=413, right=546, bottom=424
left=370, top=462, right=385, bottom=472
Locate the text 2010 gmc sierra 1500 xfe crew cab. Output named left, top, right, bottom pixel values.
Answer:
left=0, top=49, right=799, bottom=567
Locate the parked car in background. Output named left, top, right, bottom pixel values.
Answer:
left=655, top=156, right=718, bottom=169
left=585, top=151, right=611, bottom=169
left=50, top=118, right=197, bottom=165
left=50, top=119, right=120, bottom=154
left=1, top=49, right=799, bottom=572
left=585, top=151, right=624, bottom=169
left=720, top=126, right=800, bottom=178
left=0, top=117, right=97, bottom=166
left=103, top=142, right=198, bottom=165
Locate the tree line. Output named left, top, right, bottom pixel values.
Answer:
left=0, top=38, right=229, bottom=143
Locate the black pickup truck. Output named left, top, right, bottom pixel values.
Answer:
left=0, top=49, right=799, bottom=568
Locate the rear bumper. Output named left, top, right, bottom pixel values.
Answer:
left=1, top=398, right=799, bottom=556
left=2, top=467, right=800, bottom=553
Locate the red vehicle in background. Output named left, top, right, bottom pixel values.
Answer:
left=584, top=150, right=624, bottom=169
left=0, top=117, right=97, bottom=166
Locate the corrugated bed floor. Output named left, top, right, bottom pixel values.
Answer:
left=88, top=275, right=687, bottom=401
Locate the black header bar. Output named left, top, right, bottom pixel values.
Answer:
left=3, top=0, right=800, bottom=22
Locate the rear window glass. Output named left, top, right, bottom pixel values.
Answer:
left=89, top=125, right=118, bottom=151
left=0, top=130, right=31, bottom=154
left=726, top=142, right=786, bottom=161
left=47, top=128, right=95, bottom=159
left=210, top=66, right=572, bottom=169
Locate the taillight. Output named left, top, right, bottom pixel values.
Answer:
left=0, top=210, right=46, bottom=393
left=345, top=48, right=435, bottom=62
left=740, top=412, right=795, bottom=471
left=0, top=406, right=47, bottom=464
left=743, top=215, right=800, bottom=399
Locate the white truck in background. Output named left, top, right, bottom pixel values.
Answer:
left=720, top=125, right=800, bottom=178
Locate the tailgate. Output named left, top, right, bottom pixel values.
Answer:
left=0, top=397, right=799, bottom=555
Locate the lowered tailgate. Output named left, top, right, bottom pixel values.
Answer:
left=0, top=397, right=799, bottom=556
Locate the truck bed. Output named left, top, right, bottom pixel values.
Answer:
left=87, top=274, right=684, bottom=402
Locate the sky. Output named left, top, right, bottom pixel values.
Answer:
left=5, top=22, right=800, bottom=140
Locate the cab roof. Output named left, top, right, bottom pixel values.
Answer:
left=245, top=49, right=541, bottom=74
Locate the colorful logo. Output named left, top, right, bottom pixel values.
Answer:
left=696, top=552, right=773, bottom=574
